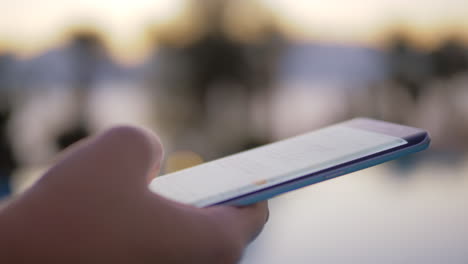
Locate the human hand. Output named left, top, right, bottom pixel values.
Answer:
left=0, top=126, right=268, bottom=263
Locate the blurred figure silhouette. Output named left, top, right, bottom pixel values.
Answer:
left=0, top=52, right=17, bottom=197
left=56, top=31, right=108, bottom=150
left=4, top=30, right=112, bottom=170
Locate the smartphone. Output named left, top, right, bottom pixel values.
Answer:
left=149, top=118, right=430, bottom=207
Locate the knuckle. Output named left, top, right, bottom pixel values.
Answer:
left=101, top=125, right=163, bottom=159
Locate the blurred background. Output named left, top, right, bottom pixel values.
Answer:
left=0, top=0, right=467, bottom=262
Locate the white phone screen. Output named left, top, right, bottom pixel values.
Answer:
left=149, top=125, right=406, bottom=207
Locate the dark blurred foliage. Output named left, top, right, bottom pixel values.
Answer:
left=1, top=3, right=468, bottom=191
left=431, top=37, right=468, bottom=79
left=386, top=33, right=468, bottom=104
left=0, top=52, right=17, bottom=197
left=387, top=33, right=432, bottom=103
left=145, top=1, right=283, bottom=159
left=375, top=32, right=468, bottom=151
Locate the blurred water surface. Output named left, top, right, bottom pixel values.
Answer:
left=242, top=157, right=468, bottom=263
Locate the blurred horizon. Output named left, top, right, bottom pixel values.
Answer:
left=1, top=0, right=468, bottom=63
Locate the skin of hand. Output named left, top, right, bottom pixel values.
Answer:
left=0, top=126, right=268, bottom=264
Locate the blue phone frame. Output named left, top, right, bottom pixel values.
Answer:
left=212, top=119, right=431, bottom=207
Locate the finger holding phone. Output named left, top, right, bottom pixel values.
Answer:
left=0, top=118, right=429, bottom=263
left=0, top=126, right=268, bottom=264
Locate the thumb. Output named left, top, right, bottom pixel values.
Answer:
left=37, top=126, right=164, bottom=193
left=0, top=127, right=164, bottom=263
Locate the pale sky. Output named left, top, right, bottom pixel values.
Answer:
left=1, top=0, right=467, bottom=60
left=264, top=0, right=468, bottom=43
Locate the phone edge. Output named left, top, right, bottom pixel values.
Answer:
left=213, top=133, right=430, bottom=207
